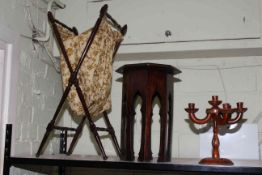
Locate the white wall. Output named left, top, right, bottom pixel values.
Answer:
left=63, top=55, right=262, bottom=175
left=0, top=0, right=63, bottom=174
left=55, top=0, right=262, bottom=161
left=113, top=56, right=262, bottom=159
left=1, top=0, right=262, bottom=175
left=65, top=56, right=262, bottom=158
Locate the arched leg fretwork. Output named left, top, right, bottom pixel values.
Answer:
left=117, top=63, right=181, bottom=162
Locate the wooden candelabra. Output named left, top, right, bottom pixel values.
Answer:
left=185, top=96, right=247, bottom=165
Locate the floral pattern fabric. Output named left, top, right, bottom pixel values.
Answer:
left=57, top=17, right=123, bottom=118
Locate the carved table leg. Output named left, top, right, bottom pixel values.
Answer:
left=166, top=94, right=174, bottom=161
left=121, top=91, right=136, bottom=161
left=158, top=92, right=168, bottom=162
left=138, top=94, right=153, bottom=161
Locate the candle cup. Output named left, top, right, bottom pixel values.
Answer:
left=223, top=103, right=231, bottom=109
left=212, top=96, right=219, bottom=101
left=188, top=103, right=195, bottom=109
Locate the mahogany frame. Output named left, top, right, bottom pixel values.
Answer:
left=35, top=4, right=127, bottom=160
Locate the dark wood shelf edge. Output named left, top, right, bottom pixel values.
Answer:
left=4, top=124, right=262, bottom=174
left=7, top=156, right=262, bottom=174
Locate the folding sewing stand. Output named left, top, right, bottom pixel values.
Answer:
left=36, top=4, right=127, bottom=160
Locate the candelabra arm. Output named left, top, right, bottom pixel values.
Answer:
left=189, top=113, right=212, bottom=125
left=227, top=112, right=243, bottom=124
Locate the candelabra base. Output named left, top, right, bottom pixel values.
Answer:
left=199, top=157, right=234, bottom=166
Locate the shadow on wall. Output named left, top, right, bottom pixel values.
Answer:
left=185, top=118, right=247, bottom=135
left=253, top=112, right=262, bottom=145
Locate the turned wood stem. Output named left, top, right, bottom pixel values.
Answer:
left=212, top=120, right=220, bottom=159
